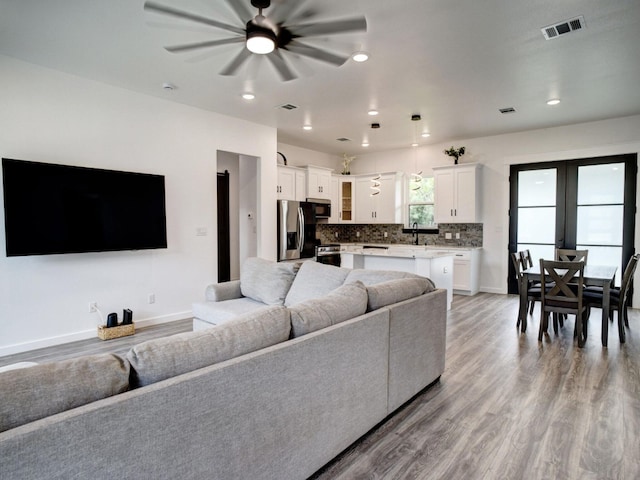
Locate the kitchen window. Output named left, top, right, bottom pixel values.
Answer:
left=407, top=176, right=437, bottom=229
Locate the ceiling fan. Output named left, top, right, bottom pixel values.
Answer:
left=144, top=0, right=367, bottom=81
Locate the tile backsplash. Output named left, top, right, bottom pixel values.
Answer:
left=316, top=223, right=483, bottom=247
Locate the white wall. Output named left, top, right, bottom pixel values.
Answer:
left=349, top=115, right=640, bottom=299
left=0, top=55, right=277, bottom=355
left=276, top=143, right=341, bottom=170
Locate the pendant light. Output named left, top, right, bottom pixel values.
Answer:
left=410, top=115, right=423, bottom=191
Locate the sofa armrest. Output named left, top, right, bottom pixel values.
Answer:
left=205, top=280, right=243, bottom=302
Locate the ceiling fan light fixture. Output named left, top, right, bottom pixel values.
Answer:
left=246, top=22, right=276, bottom=54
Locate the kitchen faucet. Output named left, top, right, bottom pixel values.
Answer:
left=412, top=222, right=419, bottom=245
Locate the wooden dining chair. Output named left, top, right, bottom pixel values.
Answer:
left=555, top=248, right=589, bottom=263
left=511, top=252, right=541, bottom=329
left=539, top=259, right=588, bottom=345
left=584, top=254, right=638, bottom=343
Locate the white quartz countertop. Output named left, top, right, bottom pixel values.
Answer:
left=339, top=244, right=457, bottom=259
left=339, top=243, right=481, bottom=254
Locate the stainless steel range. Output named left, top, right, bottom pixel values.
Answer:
left=315, top=244, right=341, bottom=266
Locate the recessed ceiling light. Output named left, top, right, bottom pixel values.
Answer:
left=421, top=132, right=430, bottom=138
left=162, top=82, right=175, bottom=91
left=362, top=142, right=370, bottom=147
left=303, top=124, right=313, bottom=131
left=368, top=110, right=379, bottom=116
left=411, top=143, right=419, bottom=147
left=241, top=92, right=255, bottom=100
left=547, top=98, right=561, bottom=105
left=352, top=51, right=369, bottom=62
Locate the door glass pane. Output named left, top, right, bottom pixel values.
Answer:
left=578, top=163, right=624, bottom=204
left=576, top=244, right=622, bottom=286
left=517, top=207, right=556, bottom=243
left=518, top=169, right=556, bottom=207
left=517, top=244, right=555, bottom=267
left=576, top=205, right=623, bottom=245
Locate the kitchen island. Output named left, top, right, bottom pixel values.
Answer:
left=340, top=245, right=454, bottom=310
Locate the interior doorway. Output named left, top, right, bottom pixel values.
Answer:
left=508, top=153, right=637, bottom=294
left=217, top=151, right=258, bottom=281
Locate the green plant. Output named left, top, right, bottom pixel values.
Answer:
left=443, top=146, right=466, bottom=164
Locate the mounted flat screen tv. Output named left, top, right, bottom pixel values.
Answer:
left=2, top=158, right=167, bottom=257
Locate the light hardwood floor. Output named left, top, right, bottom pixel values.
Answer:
left=2, top=294, right=638, bottom=479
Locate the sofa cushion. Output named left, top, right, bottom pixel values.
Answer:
left=0, top=354, right=129, bottom=433
left=240, top=257, right=300, bottom=305
left=128, top=305, right=291, bottom=387
left=192, top=297, right=266, bottom=326
left=345, top=268, right=436, bottom=289
left=284, top=261, right=350, bottom=306
left=366, top=277, right=433, bottom=311
left=289, top=281, right=368, bottom=338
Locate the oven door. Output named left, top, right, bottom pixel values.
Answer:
left=316, top=252, right=341, bottom=267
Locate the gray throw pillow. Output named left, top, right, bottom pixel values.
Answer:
left=366, top=277, right=432, bottom=311
left=289, top=281, right=368, bottom=338
left=128, top=305, right=291, bottom=387
left=345, top=268, right=436, bottom=289
left=284, top=260, right=350, bottom=306
left=240, top=257, right=299, bottom=305
left=0, top=354, right=130, bottom=433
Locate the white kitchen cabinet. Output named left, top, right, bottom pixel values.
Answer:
left=433, top=164, right=481, bottom=223
left=306, top=166, right=332, bottom=200
left=428, top=247, right=481, bottom=295
left=277, top=166, right=306, bottom=201
left=331, top=176, right=355, bottom=223
left=354, top=172, right=404, bottom=224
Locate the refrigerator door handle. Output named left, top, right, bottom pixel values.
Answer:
left=298, top=207, right=305, bottom=253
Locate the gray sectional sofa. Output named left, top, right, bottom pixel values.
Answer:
left=0, top=259, right=447, bottom=480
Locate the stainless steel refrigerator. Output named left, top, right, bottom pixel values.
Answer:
left=277, top=200, right=317, bottom=261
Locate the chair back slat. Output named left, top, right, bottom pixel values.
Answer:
left=619, top=254, right=639, bottom=299
left=540, top=259, right=585, bottom=308
left=555, top=248, right=588, bottom=264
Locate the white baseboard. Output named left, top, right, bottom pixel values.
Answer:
left=479, top=286, right=507, bottom=295
left=0, top=311, right=191, bottom=358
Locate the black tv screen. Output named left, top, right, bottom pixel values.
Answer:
left=2, top=158, right=168, bottom=256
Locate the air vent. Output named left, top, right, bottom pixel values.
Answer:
left=279, top=103, right=298, bottom=110
left=541, top=15, right=585, bottom=40
left=336, top=137, right=351, bottom=142
left=499, top=107, right=516, bottom=114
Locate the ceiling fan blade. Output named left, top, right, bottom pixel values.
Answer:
left=220, top=47, right=253, bottom=76
left=266, top=50, right=297, bottom=82
left=288, top=17, right=367, bottom=37
left=165, top=37, right=244, bottom=53
left=284, top=42, right=348, bottom=66
left=224, top=0, right=253, bottom=23
left=144, top=1, right=244, bottom=35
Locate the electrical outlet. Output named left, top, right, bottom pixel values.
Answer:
left=383, top=231, right=388, bottom=238
left=148, top=293, right=156, bottom=304
left=335, top=231, right=339, bottom=239
left=89, top=302, right=97, bottom=313
left=445, top=232, right=452, bottom=239
left=356, top=231, right=360, bottom=237
left=455, top=232, right=461, bottom=239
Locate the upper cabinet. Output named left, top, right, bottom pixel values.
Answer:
left=277, top=166, right=306, bottom=201
left=306, top=166, right=332, bottom=200
left=355, top=172, right=404, bottom=224
left=330, top=175, right=355, bottom=223
left=433, top=164, right=481, bottom=223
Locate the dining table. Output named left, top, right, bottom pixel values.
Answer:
left=519, top=264, right=618, bottom=347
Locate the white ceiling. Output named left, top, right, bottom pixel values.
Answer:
left=1, top=0, right=640, bottom=155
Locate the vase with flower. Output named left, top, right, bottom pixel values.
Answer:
left=443, top=146, right=466, bottom=165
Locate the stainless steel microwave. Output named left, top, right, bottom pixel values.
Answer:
left=307, top=198, right=331, bottom=218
